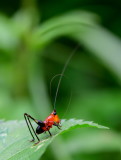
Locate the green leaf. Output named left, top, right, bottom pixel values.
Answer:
left=0, top=119, right=108, bottom=160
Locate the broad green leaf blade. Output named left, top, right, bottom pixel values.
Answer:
left=0, top=119, right=108, bottom=160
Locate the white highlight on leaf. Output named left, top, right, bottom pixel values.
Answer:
left=35, top=144, right=44, bottom=151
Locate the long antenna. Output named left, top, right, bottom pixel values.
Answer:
left=53, top=45, right=79, bottom=109
left=50, top=74, right=66, bottom=98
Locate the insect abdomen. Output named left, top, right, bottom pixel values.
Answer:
left=36, top=126, right=45, bottom=134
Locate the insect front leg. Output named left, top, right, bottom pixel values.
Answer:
left=53, top=122, right=62, bottom=130
left=24, top=113, right=40, bottom=143
left=47, top=128, right=52, bottom=137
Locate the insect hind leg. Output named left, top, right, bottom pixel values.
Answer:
left=24, top=113, right=35, bottom=141
left=24, top=113, right=40, bottom=143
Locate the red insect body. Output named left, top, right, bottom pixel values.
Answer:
left=42, top=110, right=61, bottom=131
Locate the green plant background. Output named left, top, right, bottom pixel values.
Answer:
left=0, top=0, right=121, bottom=159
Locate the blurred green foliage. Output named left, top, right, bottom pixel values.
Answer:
left=0, top=0, right=121, bottom=160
